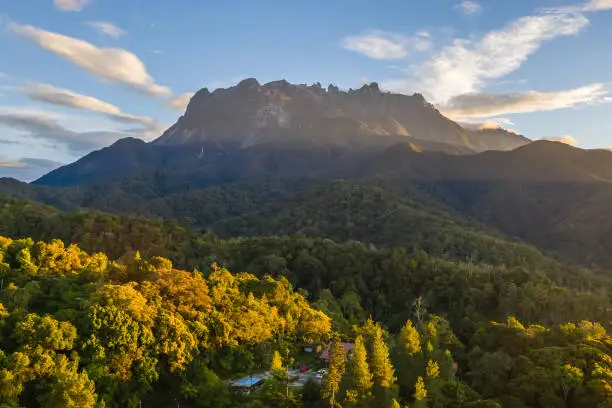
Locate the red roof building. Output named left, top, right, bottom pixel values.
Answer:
left=320, top=342, right=355, bottom=362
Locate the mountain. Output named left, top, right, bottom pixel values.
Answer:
left=155, top=79, right=528, bottom=151
left=33, top=79, right=529, bottom=187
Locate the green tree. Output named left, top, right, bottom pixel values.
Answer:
left=322, top=339, right=346, bottom=407
left=399, top=320, right=421, bottom=356
left=413, top=376, right=427, bottom=407
left=426, top=360, right=439, bottom=379
left=344, top=335, right=373, bottom=405
left=40, top=358, right=98, bottom=408
left=271, top=350, right=284, bottom=372
left=369, top=325, right=396, bottom=389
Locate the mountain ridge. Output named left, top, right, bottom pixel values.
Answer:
left=154, top=78, right=529, bottom=152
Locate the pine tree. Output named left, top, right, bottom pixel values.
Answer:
left=322, top=339, right=346, bottom=407
left=369, top=325, right=396, bottom=389
left=270, top=351, right=283, bottom=372
left=426, top=360, right=439, bottom=379
left=414, top=376, right=427, bottom=407
left=344, top=335, right=373, bottom=404
left=399, top=320, right=421, bottom=356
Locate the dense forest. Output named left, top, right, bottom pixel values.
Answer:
left=4, top=139, right=612, bottom=269
left=2, top=197, right=612, bottom=407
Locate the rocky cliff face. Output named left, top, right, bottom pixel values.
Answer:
left=154, top=79, right=529, bottom=152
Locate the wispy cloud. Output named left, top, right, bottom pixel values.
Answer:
left=166, top=92, right=194, bottom=112
left=23, top=83, right=165, bottom=136
left=442, top=83, right=609, bottom=119
left=11, top=23, right=171, bottom=97
left=0, top=158, right=26, bottom=168
left=456, top=1, right=482, bottom=15
left=0, top=157, right=63, bottom=170
left=459, top=117, right=515, bottom=130
left=585, top=0, right=612, bottom=11
left=23, top=84, right=165, bottom=131
left=415, top=11, right=589, bottom=103
left=0, top=156, right=64, bottom=181
left=25, top=83, right=123, bottom=116
left=19, top=157, right=64, bottom=168
left=54, top=0, right=92, bottom=11
left=540, top=135, right=579, bottom=146
left=85, top=21, right=126, bottom=38
left=0, top=109, right=124, bottom=154
left=341, top=30, right=431, bottom=60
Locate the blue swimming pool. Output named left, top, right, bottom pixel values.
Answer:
left=232, top=377, right=263, bottom=387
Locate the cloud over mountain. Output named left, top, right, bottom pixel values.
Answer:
left=341, top=30, right=431, bottom=60
left=23, top=83, right=165, bottom=135
left=0, top=109, right=125, bottom=154
left=416, top=11, right=589, bottom=103
left=442, top=83, right=609, bottom=118
left=541, top=135, right=579, bottom=146
left=11, top=23, right=171, bottom=97
left=0, top=156, right=63, bottom=181
left=166, top=92, right=195, bottom=112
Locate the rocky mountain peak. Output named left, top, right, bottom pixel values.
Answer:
left=154, top=78, right=528, bottom=152
left=236, top=77, right=261, bottom=90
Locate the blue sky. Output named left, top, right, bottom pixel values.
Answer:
left=1, top=0, right=612, bottom=180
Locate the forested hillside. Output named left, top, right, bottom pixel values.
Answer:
left=2, top=216, right=612, bottom=406
left=3, top=141, right=612, bottom=268
left=2, top=196, right=609, bottom=332
left=0, top=234, right=331, bottom=407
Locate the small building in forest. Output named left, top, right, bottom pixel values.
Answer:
left=303, top=343, right=322, bottom=353
left=320, top=342, right=355, bottom=365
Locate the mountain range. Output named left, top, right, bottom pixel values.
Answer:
left=1, top=79, right=612, bottom=269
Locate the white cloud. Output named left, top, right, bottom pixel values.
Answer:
left=11, top=23, right=171, bottom=97
left=459, top=117, right=515, bottom=130
left=585, top=0, right=612, bottom=10
left=166, top=92, right=194, bottom=112
left=442, top=83, right=609, bottom=119
left=86, top=21, right=126, bottom=38
left=540, top=135, right=579, bottom=146
left=0, top=158, right=26, bottom=168
left=23, top=83, right=165, bottom=136
left=0, top=110, right=124, bottom=153
left=341, top=30, right=431, bottom=60
left=456, top=1, right=482, bottom=15
left=150, top=49, right=163, bottom=54
left=0, top=157, right=62, bottom=169
left=54, top=0, right=92, bottom=11
left=0, top=156, right=64, bottom=181
left=415, top=11, right=589, bottom=103
left=25, top=83, right=122, bottom=116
